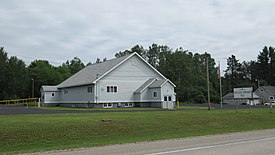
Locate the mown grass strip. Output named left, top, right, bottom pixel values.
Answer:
left=37, top=107, right=164, bottom=111
left=0, top=109, right=275, bottom=154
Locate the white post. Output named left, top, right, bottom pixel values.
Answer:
left=38, top=98, right=41, bottom=107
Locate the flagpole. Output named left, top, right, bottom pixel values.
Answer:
left=207, top=58, right=211, bottom=111
left=219, top=62, right=223, bottom=109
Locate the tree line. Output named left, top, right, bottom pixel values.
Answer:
left=0, top=45, right=274, bottom=103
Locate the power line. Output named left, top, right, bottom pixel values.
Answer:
left=8, top=52, right=65, bottom=65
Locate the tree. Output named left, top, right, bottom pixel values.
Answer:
left=115, top=45, right=146, bottom=58
left=0, top=47, right=9, bottom=99
left=28, top=60, right=63, bottom=97
left=224, top=55, right=243, bottom=92
left=6, top=56, right=29, bottom=99
left=63, top=57, right=85, bottom=75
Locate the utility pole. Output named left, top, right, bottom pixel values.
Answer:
left=32, top=78, right=34, bottom=98
left=219, top=62, right=223, bottom=109
left=206, top=58, right=211, bottom=110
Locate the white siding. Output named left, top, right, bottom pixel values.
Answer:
left=60, top=85, right=94, bottom=103
left=43, top=91, right=61, bottom=103
left=161, top=82, right=176, bottom=102
left=96, top=55, right=164, bottom=103
left=149, top=88, right=161, bottom=101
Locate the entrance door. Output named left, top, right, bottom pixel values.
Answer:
left=163, top=95, right=173, bottom=109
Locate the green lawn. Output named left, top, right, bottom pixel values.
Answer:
left=0, top=109, right=275, bottom=154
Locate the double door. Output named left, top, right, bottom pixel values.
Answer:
left=163, top=95, right=173, bottom=109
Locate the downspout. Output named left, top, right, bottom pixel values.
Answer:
left=95, top=82, right=98, bottom=104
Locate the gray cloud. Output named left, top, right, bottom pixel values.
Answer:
left=1, top=0, right=275, bottom=69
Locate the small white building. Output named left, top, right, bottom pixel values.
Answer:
left=41, top=52, right=176, bottom=109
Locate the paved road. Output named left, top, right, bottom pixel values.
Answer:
left=29, top=129, right=275, bottom=155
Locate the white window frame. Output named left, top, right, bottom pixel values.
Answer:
left=51, top=92, right=55, bottom=97
left=107, top=86, right=117, bottom=93
left=125, top=103, right=134, bottom=107
left=103, top=103, right=113, bottom=108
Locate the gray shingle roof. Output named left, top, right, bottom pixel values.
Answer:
left=41, top=86, right=60, bottom=92
left=149, top=79, right=166, bottom=88
left=223, top=93, right=234, bottom=99
left=57, top=54, right=131, bottom=88
left=134, top=78, right=156, bottom=94
left=261, top=86, right=275, bottom=95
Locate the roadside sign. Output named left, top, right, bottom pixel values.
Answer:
left=234, top=87, right=253, bottom=99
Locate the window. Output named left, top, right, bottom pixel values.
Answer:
left=64, top=90, right=68, bottom=94
left=270, top=96, right=274, bottom=100
left=51, top=93, right=55, bottom=97
left=168, top=96, right=172, bottom=101
left=103, top=103, right=113, bottom=108
left=107, top=86, right=117, bottom=93
left=164, top=96, right=167, bottom=101
left=125, top=103, right=134, bottom=107
left=153, top=92, right=158, bottom=98
left=87, top=86, right=92, bottom=93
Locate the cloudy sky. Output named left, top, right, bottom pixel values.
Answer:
left=1, top=0, right=275, bottom=70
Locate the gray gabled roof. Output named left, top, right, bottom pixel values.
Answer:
left=57, top=54, right=131, bottom=88
left=134, top=79, right=176, bottom=94
left=223, top=93, right=234, bottom=99
left=260, top=86, right=275, bottom=95
left=134, top=78, right=156, bottom=94
left=41, top=86, right=60, bottom=92
left=149, top=79, right=166, bottom=88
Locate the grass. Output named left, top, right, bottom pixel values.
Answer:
left=0, top=109, right=275, bottom=154
left=38, top=106, right=164, bottom=111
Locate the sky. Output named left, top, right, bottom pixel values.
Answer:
left=1, top=0, right=275, bottom=71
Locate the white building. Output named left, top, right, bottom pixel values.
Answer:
left=41, top=52, right=176, bottom=109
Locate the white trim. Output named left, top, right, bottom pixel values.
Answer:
left=160, top=79, right=176, bottom=88
left=107, top=85, right=118, bottom=93
left=93, top=53, right=135, bottom=83
left=124, top=103, right=134, bottom=107
left=103, top=103, right=113, bottom=108
left=134, top=53, right=167, bottom=80
left=139, top=78, right=157, bottom=93
left=93, top=52, right=176, bottom=87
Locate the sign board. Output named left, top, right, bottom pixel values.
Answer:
left=234, top=87, right=253, bottom=99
